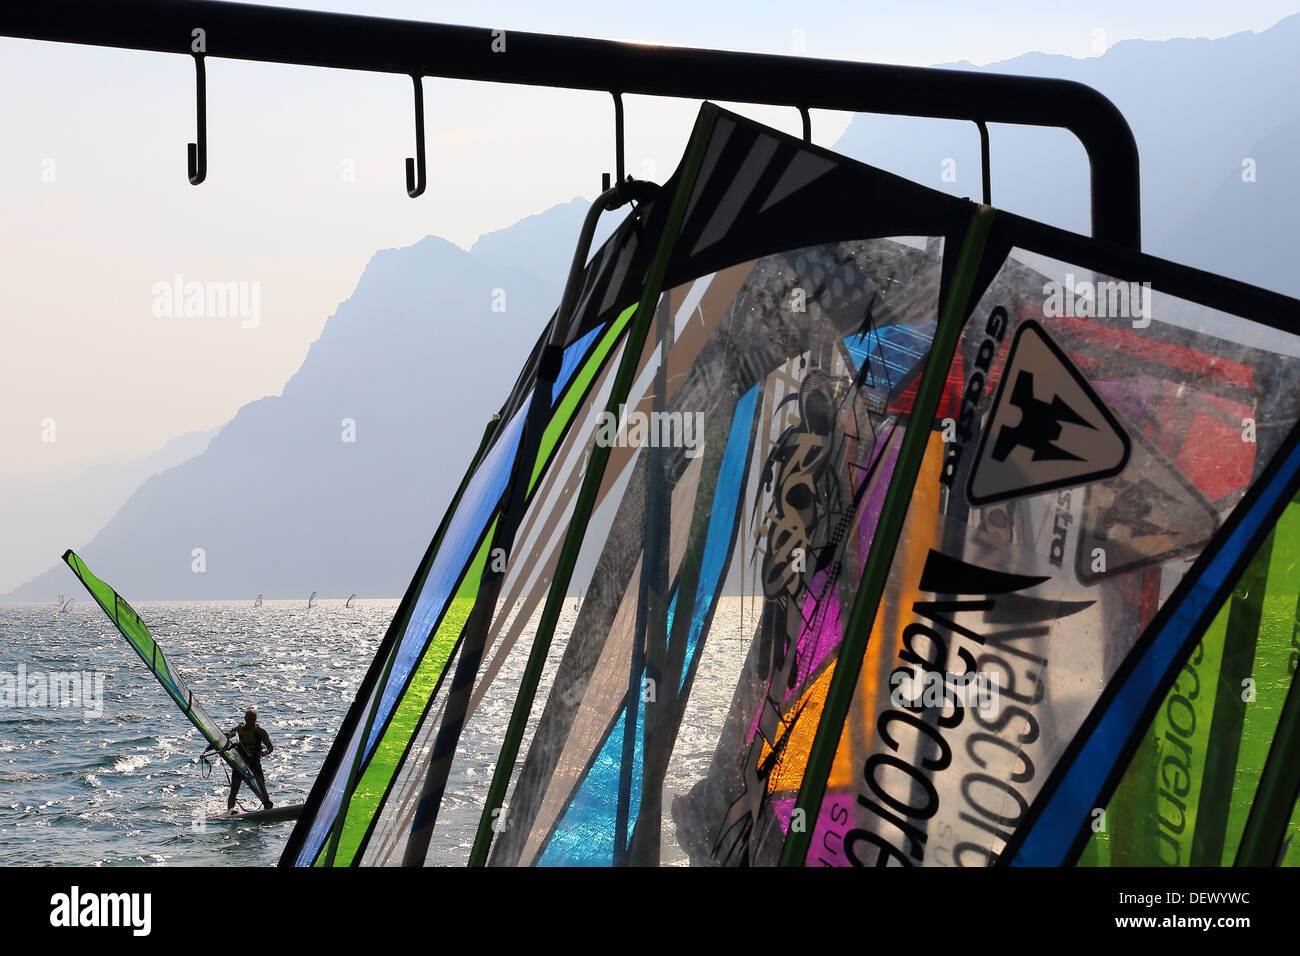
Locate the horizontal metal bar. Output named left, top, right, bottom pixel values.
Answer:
left=0, top=0, right=1141, bottom=246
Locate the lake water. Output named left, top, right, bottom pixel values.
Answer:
left=0, top=599, right=386, bottom=866
left=0, top=595, right=758, bottom=867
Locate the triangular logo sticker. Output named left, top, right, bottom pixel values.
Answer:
left=967, top=320, right=1130, bottom=506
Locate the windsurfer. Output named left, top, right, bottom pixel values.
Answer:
left=225, top=708, right=274, bottom=811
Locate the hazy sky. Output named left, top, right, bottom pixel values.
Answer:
left=2, top=0, right=1296, bottom=478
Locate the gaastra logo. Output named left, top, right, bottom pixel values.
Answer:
left=1048, top=490, right=1074, bottom=567
left=49, top=886, right=151, bottom=936
left=941, top=306, right=1008, bottom=486
left=990, top=371, right=1093, bottom=465
left=967, top=321, right=1130, bottom=506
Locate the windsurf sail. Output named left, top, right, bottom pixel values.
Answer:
left=307, top=591, right=317, bottom=609
left=62, top=549, right=270, bottom=807
left=254, top=594, right=263, bottom=608
left=346, top=594, right=356, bottom=609
left=284, top=102, right=1300, bottom=867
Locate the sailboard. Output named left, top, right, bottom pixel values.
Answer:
left=62, top=549, right=271, bottom=808
left=346, top=594, right=356, bottom=609
left=307, top=590, right=318, bottom=609
left=283, top=103, right=1300, bottom=867
left=254, top=594, right=263, bottom=608
left=218, top=803, right=304, bottom=824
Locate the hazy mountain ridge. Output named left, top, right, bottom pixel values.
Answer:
left=0, top=427, right=218, bottom=595
left=834, top=13, right=1300, bottom=294
left=6, top=233, right=563, bottom=601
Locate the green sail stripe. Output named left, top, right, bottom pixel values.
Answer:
left=528, top=305, right=636, bottom=495
left=391, top=308, right=643, bottom=863
left=320, top=418, right=499, bottom=867
left=779, top=205, right=995, bottom=867
left=468, top=104, right=719, bottom=868
left=1226, top=497, right=1300, bottom=863
left=1105, top=598, right=1231, bottom=865
left=1082, top=493, right=1300, bottom=866
left=336, top=311, right=634, bottom=815
left=65, top=554, right=167, bottom=688
left=318, top=311, right=641, bottom=865
left=319, top=523, right=496, bottom=866
left=1236, top=664, right=1300, bottom=864
left=1188, top=526, right=1276, bottom=865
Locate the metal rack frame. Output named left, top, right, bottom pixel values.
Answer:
left=1, top=0, right=1141, bottom=247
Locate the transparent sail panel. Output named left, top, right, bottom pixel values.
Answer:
left=484, top=237, right=948, bottom=865
left=816, top=248, right=1300, bottom=866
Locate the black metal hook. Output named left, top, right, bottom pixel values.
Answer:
left=187, top=54, right=206, bottom=185
left=975, top=119, right=991, bottom=205
left=602, top=91, right=625, bottom=191
left=799, top=106, right=811, bottom=144
left=405, top=74, right=426, bottom=198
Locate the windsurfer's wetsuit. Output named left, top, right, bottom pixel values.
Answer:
left=225, top=721, right=273, bottom=810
